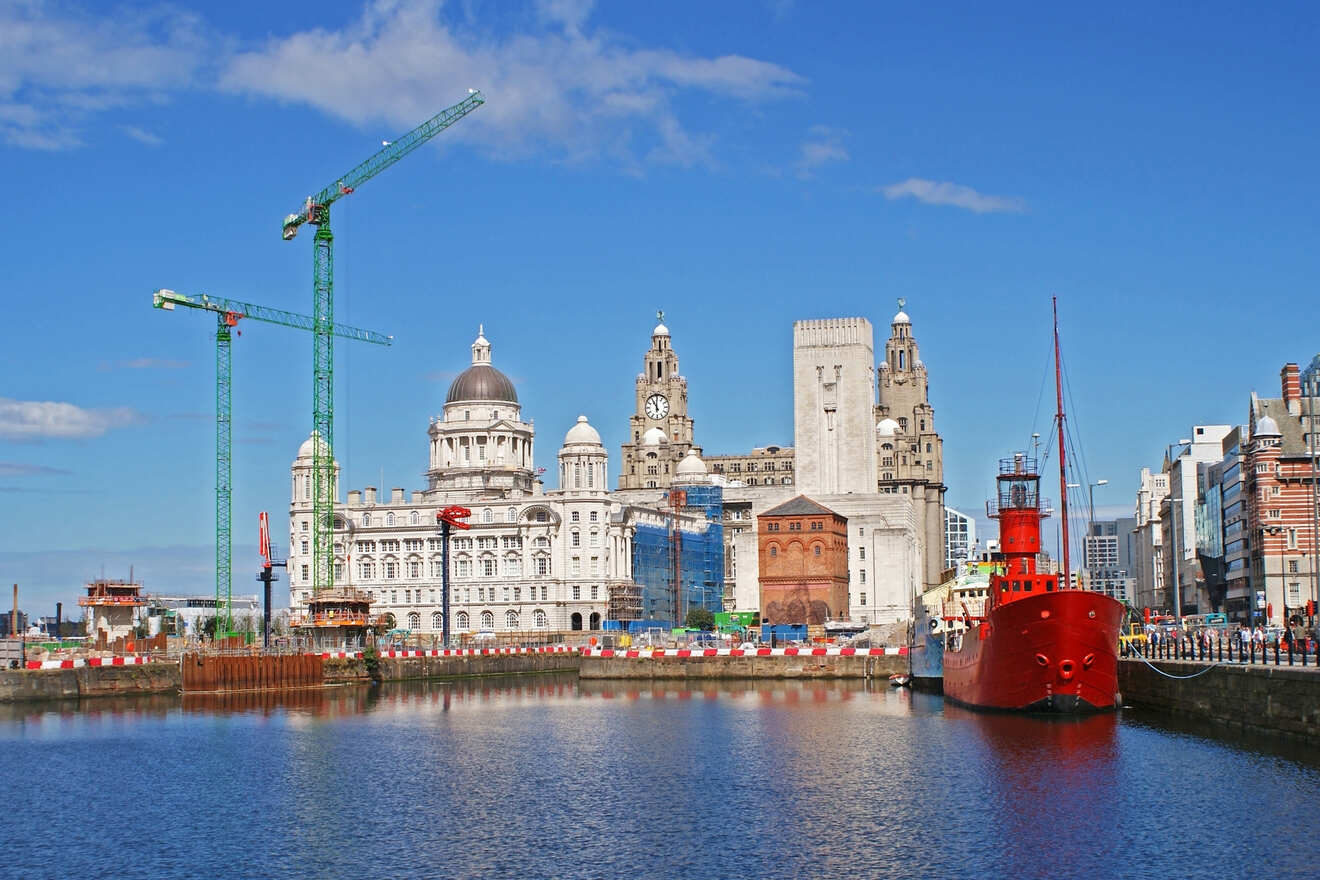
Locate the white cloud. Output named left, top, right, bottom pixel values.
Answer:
left=0, top=397, right=141, bottom=440
left=795, top=125, right=848, bottom=178
left=0, top=462, right=72, bottom=477
left=119, top=124, right=163, bottom=146
left=0, top=1, right=208, bottom=149
left=219, top=0, right=805, bottom=168
left=881, top=178, right=1025, bottom=214
left=98, top=357, right=190, bottom=371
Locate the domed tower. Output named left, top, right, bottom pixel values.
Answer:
left=425, top=326, right=536, bottom=499
left=291, top=430, right=338, bottom=513
left=673, top=448, right=709, bottom=485
left=875, top=298, right=946, bottom=589
left=289, top=430, right=339, bottom=596
left=558, top=415, right=609, bottom=495
left=619, top=311, right=700, bottom=490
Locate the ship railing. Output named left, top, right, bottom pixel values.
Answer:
left=986, top=497, right=1052, bottom=518
left=942, top=598, right=985, bottom=620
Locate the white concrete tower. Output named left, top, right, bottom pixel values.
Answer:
left=792, top=317, right=878, bottom=495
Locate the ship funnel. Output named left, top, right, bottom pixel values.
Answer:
left=1014, top=452, right=1024, bottom=474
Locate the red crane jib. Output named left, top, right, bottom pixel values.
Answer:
left=437, top=506, right=472, bottom=530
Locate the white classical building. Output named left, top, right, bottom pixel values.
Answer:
left=286, top=328, right=692, bottom=637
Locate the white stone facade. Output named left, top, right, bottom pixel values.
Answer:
left=288, top=330, right=647, bottom=637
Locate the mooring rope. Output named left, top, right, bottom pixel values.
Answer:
left=1125, top=649, right=1222, bottom=680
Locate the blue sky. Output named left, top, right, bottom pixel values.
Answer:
left=3, top=0, right=1319, bottom=612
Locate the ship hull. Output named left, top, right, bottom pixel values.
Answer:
left=943, top=590, right=1124, bottom=713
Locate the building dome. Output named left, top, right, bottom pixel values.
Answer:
left=878, top=361, right=889, bottom=371
left=446, top=365, right=518, bottom=404
left=877, top=418, right=901, bottom=436
left=676, top=449, right=707, bottom=479
left=446, top=326, right=517, bottom=404
left=296, top=430, right=331, bottom=460
left=642, top=427, right=668, bottom=446
left=1255, top=415, right=1282, bottom=437
left=653, top=320, right=669, bottom=337
left=564, top=415, right=602, bottom=446
left=893, top=309, right=910, bottom=325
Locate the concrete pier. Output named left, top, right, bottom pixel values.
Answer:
left=1118, top=658, right=1320, bottom=744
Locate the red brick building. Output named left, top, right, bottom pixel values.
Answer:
left=1246, top=363, right=1320, bottom=627
left=757, top=496, right=849, bottom=625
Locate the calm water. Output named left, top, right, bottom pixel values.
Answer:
left=2, top=677, right=1317, bottom=879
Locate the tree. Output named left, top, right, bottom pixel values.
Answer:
left=685, top=607, right=715, bottom=631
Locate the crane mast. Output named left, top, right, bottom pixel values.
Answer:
left=152, top=288, right=390, bottom=636
left=281, top=90, right=484, bottom=597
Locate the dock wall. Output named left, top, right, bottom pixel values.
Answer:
left=1118, top=658, right=1320, bottom=743
left=579, top=653, right=906, bottom=679
left=0, top=663, right=181, bottom=702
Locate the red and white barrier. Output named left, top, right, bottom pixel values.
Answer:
left=575, top=645, right=907, bottom=659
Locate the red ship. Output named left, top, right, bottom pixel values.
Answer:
left=942, top=300, right=1125, bottom=713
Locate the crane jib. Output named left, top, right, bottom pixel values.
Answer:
left=280, top=90, right=484, bottom=241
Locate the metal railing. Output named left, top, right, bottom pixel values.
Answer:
left=1121, top=633, right=1320, bottom=667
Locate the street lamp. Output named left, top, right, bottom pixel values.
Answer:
left=1262, top=525, right=1283, bottom=628
left=1066, top=482, right=1082, bottom=587
left=1167, top=438, right=1193, bottom=624
left=1087, top=478, right=1109, bottom=573
left=1302, top=355, right=1320, bottom=630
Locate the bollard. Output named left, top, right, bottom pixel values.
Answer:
left=1287, top=639, right=1293, bottom=666
left=1275, top=639, right=1280, bottom=666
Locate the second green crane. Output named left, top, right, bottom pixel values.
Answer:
left=152, top=288, right=391, bottom=636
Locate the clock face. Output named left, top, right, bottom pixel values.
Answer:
left=645, top=393, right=670, bottom=420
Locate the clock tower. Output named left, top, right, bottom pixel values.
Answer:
left=618, top=311, right=700, bottom=490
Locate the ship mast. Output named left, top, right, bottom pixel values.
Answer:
left=1053, top=296, right=1071, bottom=588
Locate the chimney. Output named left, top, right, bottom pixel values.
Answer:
left=55, top=602, right=62, bottom=640
left=364, top=487, right=377, bottom=505
left=347, top=490, right=361, bottom=506
left=391, top=488, right=404, bottom=503
left=1282, top=363, right=1301, bottom=416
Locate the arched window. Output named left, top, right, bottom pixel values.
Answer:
left=574, top=462, right=582, bottom=488
left=506, top=507, right=517, bottom=522
left=362, top=514, right=371, bottom=527
left=505, top=610, right=519, bottom=629
left=410, top=511, right=419, bottom=525
left=482, top=508, right=493, bottom=523
left=770, top=546, right=778, bottom=557
left=480, top=610, right=494, bottom=630
left=456, top=611, right=470, bottom=630
left=504, top=554, right=522, bottom=577
left=431, top=611, right=443, bottom=630
left=534, top=609, right=547, bottom=628
left=534, top=536, right=550, bottom=548
left=407, top=612, right=420, bottom=630
left=570, top=612, right=583, bottom=631
left=387, top=513, right=395, bottom=526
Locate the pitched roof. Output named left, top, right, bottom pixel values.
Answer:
left=1253, top=396, right=1314, bottom=457
left=760, top=495, right=841, bottom=519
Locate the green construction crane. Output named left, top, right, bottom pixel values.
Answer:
left=152, top=288, right=392, bottom=637
left=281, top=89, right=484, bottom=597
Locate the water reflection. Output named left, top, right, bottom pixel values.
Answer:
left=1, top=677, right=1318, bottom=878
